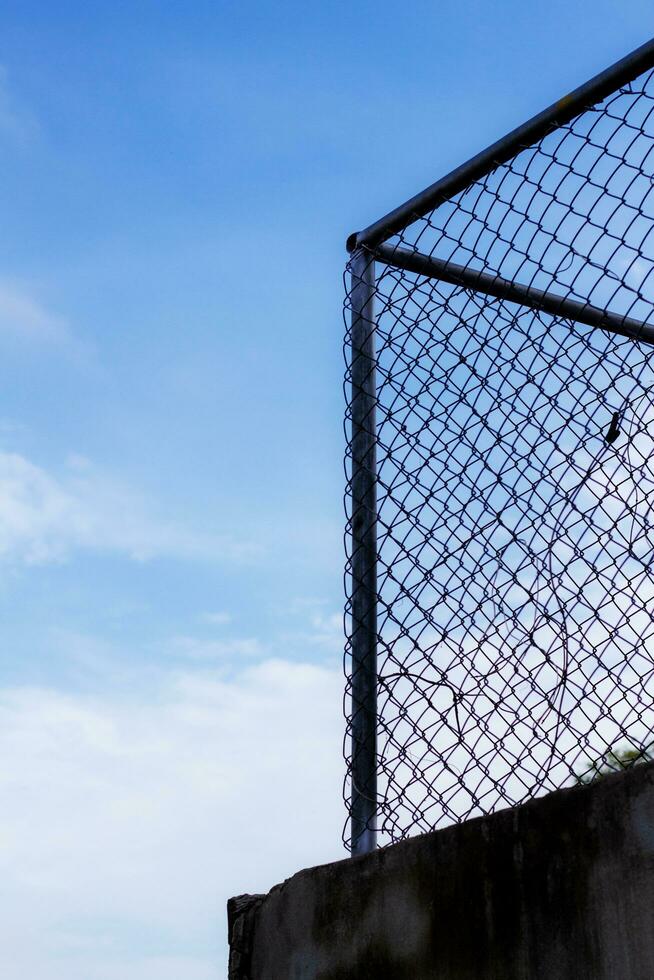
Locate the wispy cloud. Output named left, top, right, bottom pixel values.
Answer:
left=0, top=66, right=38, bottom=144
left=0, top=282, right=71, bottom=345
left=169, top=634, right=265, bottom=660
left=275, top=598, right=344, bottom=656
left=0, top=451, right=257, bottom=565
left=0, top=658, right=344, bottom=979
left=200, top=611, right=232, bottom=626
left=170, top=603, right=343, bottom=664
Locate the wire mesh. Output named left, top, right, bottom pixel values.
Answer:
left=344, top=62, right=654, bottom=849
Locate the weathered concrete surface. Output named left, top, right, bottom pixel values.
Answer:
left=228, top=762, right=654, bottom=979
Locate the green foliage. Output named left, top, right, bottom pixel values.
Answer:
left=576, top=745, right=653, bottom=785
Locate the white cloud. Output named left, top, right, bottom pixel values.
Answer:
left=200, top=611, right=233, bottom=626
left=0, top=451, right=256, bottom=564
left=169, top=634, right=265, bottom=660
left=0, top=65, right=38, bottom=143
left=0, top=658, right=345, bottom=979
left=0, top=282, right=70, bottom=345
left=279, top=608, right=344, bottom=656
left=169, top=605, right=345, bottom=664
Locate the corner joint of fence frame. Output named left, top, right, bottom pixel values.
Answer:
left=346, top=231, right=360, bottom=253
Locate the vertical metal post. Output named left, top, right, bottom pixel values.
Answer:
left=349, top=248, right=378, bottom=855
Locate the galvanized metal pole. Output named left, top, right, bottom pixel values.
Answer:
left=347, top=36, right=654, bottom=253
left=373, top=243, right=654, bottom=346
left=349, top=248, right=378, bottom=856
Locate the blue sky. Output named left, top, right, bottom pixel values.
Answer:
left=0, top=3, right=653, bottom=978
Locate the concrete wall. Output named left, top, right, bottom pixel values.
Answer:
left=228, top=762, right=654, bottom=979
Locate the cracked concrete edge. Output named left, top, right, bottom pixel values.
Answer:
left=227, top=893, right=265, bottom=980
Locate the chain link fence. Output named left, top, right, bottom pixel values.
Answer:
left=344, top=40, right=654, bottom=852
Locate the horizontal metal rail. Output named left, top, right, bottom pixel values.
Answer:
left=373, top=243, right=654, bottom=346
left=347, top=37, right=654, bottom=252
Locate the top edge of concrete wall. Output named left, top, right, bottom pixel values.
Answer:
left=229, top=762, right=654, bottom=980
